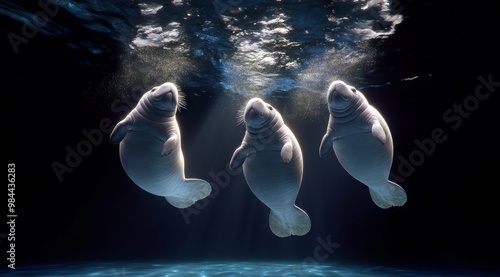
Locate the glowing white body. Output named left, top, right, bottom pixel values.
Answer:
left=118, top=117, right=185, bottom=196
left=110, top=82, right=211, bottom=209
left=231, top=98, right=311, bottom=237
left=320, top=81, right=407, bottom=208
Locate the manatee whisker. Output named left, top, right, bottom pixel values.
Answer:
left=236, top=103, right=247, bottom=126
left=177, top=88, right=187, bottom=111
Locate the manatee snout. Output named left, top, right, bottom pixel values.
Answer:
left=151, top=89, right=175, bottom=111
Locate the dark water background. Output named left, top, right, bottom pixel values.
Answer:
left=1, top=0, right=500, bottom=276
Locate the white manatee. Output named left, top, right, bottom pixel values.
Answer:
left=230, top=98, right=311, bottom=237
left=319, top=80, right=407, bottom=208
left=110, top=82, right=211, bottom=209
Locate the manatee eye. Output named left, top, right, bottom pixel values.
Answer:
left=268, top=105, right=273, bottom=111
left=351, top=88, right=357, bottom=93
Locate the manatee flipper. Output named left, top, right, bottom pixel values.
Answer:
left=368, top=181, right=407, bottom=209
left=371, top=122, right=387, bottom=145
left=165, top=179, right=212, bottom=209
left=229, top=145, right=256, bottom=170
left=319, top=134, right=334, bottom=158
left=319, top=121, right=336, bottom=158
left=280, top=141, right=293, bottom=164
left=269, top=206, right=311, bottom=238
left=109, top=117, right=134, bottom=144
left=161, top=134, right=178, bottom=157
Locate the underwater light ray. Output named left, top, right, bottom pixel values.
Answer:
left=174, top=93, right=322, bottom=255
left=175, top=94, right=260, bottom=249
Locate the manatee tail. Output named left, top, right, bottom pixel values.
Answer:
left=369, top=180, right=407, bottom=209
left=165, top=179, right=212, bottom=209
left=269, top=206, right=311, bottom=238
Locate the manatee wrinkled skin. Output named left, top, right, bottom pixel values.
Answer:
left=230, top=98, right=311, bottom=237
left=110, top=82, right=211, bottom=209
left=319, top=80, right=407, bottom=208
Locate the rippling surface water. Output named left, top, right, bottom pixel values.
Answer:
left=127, top=0, right=401, bottom=95
left=1, top=261, right=496, bottom=277
left=2, top=0, right=404, bottom=95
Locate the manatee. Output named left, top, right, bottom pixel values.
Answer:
left=110, top=82, right=211, bottom=209
left=319, top=80, right=407, bottom=208
left=230, top=98, right=311, bottom=237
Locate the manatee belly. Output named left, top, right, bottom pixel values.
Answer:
left=333, top=132, right=392, bottom=186
left=119, top=131, right=184, bottom=196
left=243, top=149, right=302, bottom=212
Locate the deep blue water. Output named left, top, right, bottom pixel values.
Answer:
left=2, top=0, right=500, bottom=276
